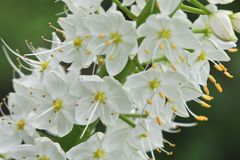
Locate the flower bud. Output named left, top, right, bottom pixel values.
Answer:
left=209, top=12, right=237, bottom=42
left=230, top=12, right=240, bottom=33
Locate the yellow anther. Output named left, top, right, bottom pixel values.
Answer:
left=167, top=97, right=173, bottom=103
left=156, top=148, right=161, bottom=153
left=104, top=41, right=111, bottom=46
left=203, top=86, right=210, bottom=95
left=138, top=133, right=148, bottom=139
left=144, top=110, right=150, bottom=116
left=179, top=55, right=185, bottom=62
left=202, top=94, right=214, bottom=101
left=159, top=92, right=165, bottom=99
left=228, top=48, right=238, bottom=53
left=98, top=34, right=105, bottom=39
left=109, top=54, right=114, bottom=61
left=94, top=91, right=106, bottom=104
left=215, top=83, right=223, bottom=93
left=170, top=64, right=176, bottom=71
left=171, top=106, right=177, bottom=112
left=156, top=116, right=161, bottom=125
left=144, top=49, right=150, bottom=54
left=214, top=64, right=223, bottom=72
left=171, top=43, right=176, bottom=49
left=167, top=152, right=173, bottom=156
left=73, top=37, right=83, bottom=47
left=199, top=100, right=211, bottom=108
left=224, top=71, right=234, bottom=78
left=98, top=56, right=105, bottom=65
left=159, top=43, right=164, bottom=50
left=40, top=61, right=49, bottom=72
left=93, top=149, right=105, bottom=159
left=219, top=63, right=227, bottom=71
left=195, top=115, right=208, bottom=121
left=148, top=79, right=160, bottom=90
left=147, top=99, right=153, bottom=105
left=16, top=119, right=25, bottom=130
left=208, top=75, right=216, bottom=84
left=53, top=99, right=63, bottom=112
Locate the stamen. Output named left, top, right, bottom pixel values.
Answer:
left=48, top=22, right=64, bottom=33
left=214, top=64, right=224, bottom=71
left=215, top=83, right=223, bottom=93
left=203, top=86, right=210, bottom=95
left=228, top=48, right=238, bottom=53
left=202, top=94, right=214, bottom=101
left=163, top=139, right=176, bottom=147
left=224, top=71, right=234, bottom=78
left=195, top=115, right=208, bottom=121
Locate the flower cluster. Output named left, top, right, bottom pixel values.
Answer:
left=0, top=0, right=239, bottom=159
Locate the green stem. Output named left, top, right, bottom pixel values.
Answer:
left=112, top=0, right=137, bottom=20
left=189, top=0, right=212, bottom=15
left=122, top=113, right=148, bottom=118
left=119, top=114, right=136, bottom=128
left=133, top=55, right=145, bottom=71
left=169, top=2, right=182, bottom=17
left=180, top=4, right=208, bottom=15
left=141, top=56, right=167, bottom=66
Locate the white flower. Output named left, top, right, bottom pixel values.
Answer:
left=137, top=14, right=199, bottom=63
left=83, top=11, right=138, bottom=75
left=209, top=11, right=238, bottom=42
left=125, top=70, right=201, bottom=115
left=57, top=14, right=97, bottom=70
left=193, top=15, right=236, bottom=49
left=230, top=12, right=240, bottom=33
left=67, top=132, right=127, bottom=160
left=71, top=75, right=132, bottom=126
left=127, top=120, right=164, bottom=159
left=11, top=137, right=66, bottom=160
left=156, top=0, right=181, bottom=15
left=62, top=0, right=103, bottom=14
left=207, top=0, right=234, bottom=4
left=32, top=71, right=78, bottom=137
left=0, top=94, right=38, bottom=153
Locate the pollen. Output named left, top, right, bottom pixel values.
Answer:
left=156, top=116, right=161, bottom=125
left=199, top=100, right=211, bottom=108
left=195, top=115, right=208, bottom=121
left=98, top=56, right=105, bottom=65
left=40, top=61, right=49, bottom=72
left=224, top=71, right=234, bottom=78
left=148, top=79, right=160, bottom=90
left=214, top=64, right=224, bottom=71
left=94, top=91, right=106, bottom=104
left=202, top=94, right=214, bottom=101
left=93, top=149, right=105, bottom=159
left=16, top=119, right=25, bottom=130
left=159, top=29, right=171, bottom=40
left=38, top=156, right=50, bottom=160
left=197, top=51, right=207, bottom=61
left=110, top=32, right=122, bottom=45
left=73, top=37, right=83, bottom=47
left=228, top=48, right=238, bottom=53
left=53, top=99, right=63, bottom=112
left=147, top=99, right=153, bottom=105
left=203, top=86, right=210, bottom=95
left=215, top=83, right=223, bottom=93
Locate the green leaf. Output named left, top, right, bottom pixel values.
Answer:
left=136, top=0, right=159, bottom=27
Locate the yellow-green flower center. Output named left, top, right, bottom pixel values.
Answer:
left=149, top=79, right=160, bottom=90
left=38, top=156, right=49, bottom=160
left=110, top=32, right=122, bottom=45
left=16, top=119, right=25, bottom=130
left=159, top=29, right=171, bottom=40
left=53, top=99, right=63, bottom=112
left=94, top=91, right=106, bottom=104
left=93, top=149, right=105, bottom=159
left=74, top=37, right=84, bottom=47
left=197, top=51, right=207, bottom=61
left=40, top=61, right=49, bottom=72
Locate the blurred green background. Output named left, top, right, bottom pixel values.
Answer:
left=0, top=0, right=239, bottom=160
